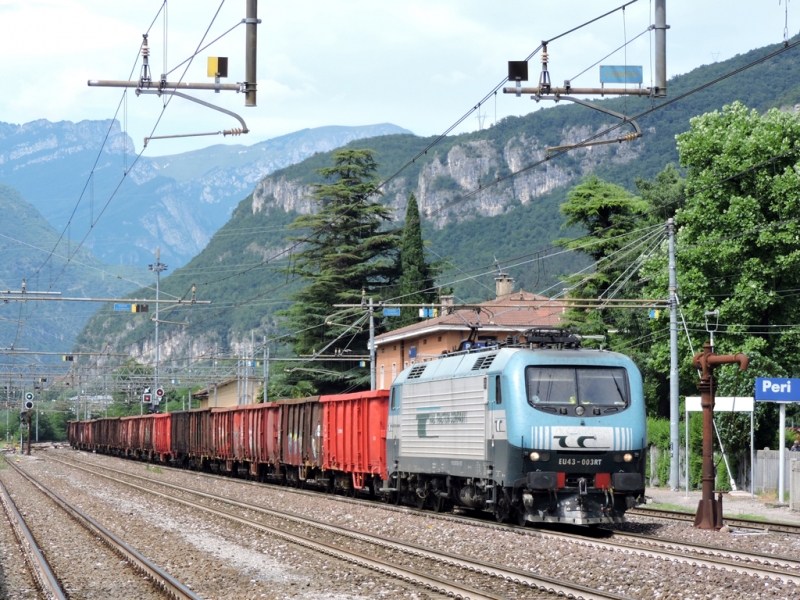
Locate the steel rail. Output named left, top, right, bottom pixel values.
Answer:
left=53, top=455, right=631, bottom=600
left=4, top=459, right=201, bottom=600
left=57, top=453, right=800, bottom=588
left=628, top=506, right=800, bottom=535
left=609, top=530, right=800, bottom=570
left=0, top=478, right=66, bottom=600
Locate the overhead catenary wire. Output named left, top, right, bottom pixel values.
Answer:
left=43, top=6, right=800, bottom=382
left=8, top=2, right=228, bottom=357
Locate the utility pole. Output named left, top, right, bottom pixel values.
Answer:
left=668, top=218, right=680, bottom=490
left=264, top=338, right=269, bottom=404
left=149, top=248, right=167, bottom=413
left=369, top=297, right=376, bottom=391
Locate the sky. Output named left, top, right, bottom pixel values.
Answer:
left=0, top=0, right=797, bottom=156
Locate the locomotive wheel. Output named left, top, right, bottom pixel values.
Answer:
left=414, top=493, right=426, bottom=510
left=432, top=495, right=447, bottom=513
left=515, top=507, right=528, bottom=527
left=392, top=490, right=402, bottom=505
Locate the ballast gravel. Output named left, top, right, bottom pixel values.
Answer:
left=0, top=464, right=38, bottom=600
left=16, top=452, right=438, bottom=600
left=0, top=457, right=162, bottom=600
left=45, top=448, right=800, bottom=599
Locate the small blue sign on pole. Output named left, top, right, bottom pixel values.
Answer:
left=114, top=303, right=132, bottom=311
left=383, top=308, right=401, bottom=317
left=755, top=377, right=800, bottom=402
left=599, top=65, right=643, bottom=84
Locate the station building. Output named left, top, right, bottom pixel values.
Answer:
left=373, top=274, right=563, bottom=390
left=193, top=376, right=262, bottom=409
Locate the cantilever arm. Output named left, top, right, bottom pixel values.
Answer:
left=535, top=95, right=642, bottom=157
left=135, top=89, right=249, bottom=146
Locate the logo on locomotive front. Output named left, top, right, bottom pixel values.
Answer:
left=532, top=426, right=634, bottom=451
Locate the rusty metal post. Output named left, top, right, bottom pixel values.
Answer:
left=245, top=0, right=258, bottom=107
left=691, top=341, right=748, bottom=529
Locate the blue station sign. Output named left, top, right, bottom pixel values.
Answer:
left=383, top=308, right=401, bottom=317
left=114, top=303, right=132, bottom=311
left=599, top=65, right=643, bottom=84
left=755, top=377, right=800, bottom=402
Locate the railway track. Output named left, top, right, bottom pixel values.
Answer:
left=61, top=453, right=800, bottom=586
left=628, top=506, right=800, bottom=535
left=50, top=454, right=633, bottom=600
left=0, top=479, right=66, bottom=600
left=3, top=457, right=202, bottom=600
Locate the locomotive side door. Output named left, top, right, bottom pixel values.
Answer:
left=485, top=375, right=495, bottom=468
left=386, top=386, right=400, bottom=467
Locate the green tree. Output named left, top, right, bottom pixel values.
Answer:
left=395, top=193, right=440, bottom=328
left=554, top=175, right=648, bottom=341
left=279, top=149, right=400, bottom=393
left=641, top=101, right=800, bottom=438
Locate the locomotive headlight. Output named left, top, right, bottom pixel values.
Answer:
left=575, top=406, right=585, bottom=416
left=623, top=453, right=634, bottom=463
left=530, top=451, right=540, bottom=461
left=529, top=452, right=549, bottom=461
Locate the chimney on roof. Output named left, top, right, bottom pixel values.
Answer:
left=440, top=295, right=454, bottom=314
left=495, top=272, right=514, bottom=300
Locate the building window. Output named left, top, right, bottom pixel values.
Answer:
left=393, top=345, right=397, bottom=351
left=423, top=338, right=427, bottom=345
left=438, top=336, right=442, bottom=342
left=391, top=363, right=397, bottom=381
left=380, top=365, right=385, bottom=389
left=381, top=347, right=385, bottom=354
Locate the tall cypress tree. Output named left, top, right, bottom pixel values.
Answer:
left=395, top=193, right=438, bottom=328
left=278, top=149, right=399, bottom=393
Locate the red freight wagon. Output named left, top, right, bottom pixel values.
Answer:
left=231, top=403, right=281, bottom=475
left=153, top=413, right=171, bottom=460
left=120, top=416, right=141, bottom=454
left=211, top=407, right=237, bottom=464
left=320, top=390, right=389, bottom=491
left=278, top=397, right=323, bottom=469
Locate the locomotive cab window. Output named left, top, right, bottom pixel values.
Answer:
left=526, top=367, right=628, bottom=409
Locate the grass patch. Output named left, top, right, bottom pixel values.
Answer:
left=644, top=503, right=694, bottom=513
left=145, top=465, right=163, bottom=474
left=731, top=513, right=769, bottom=522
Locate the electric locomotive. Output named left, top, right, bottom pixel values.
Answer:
left=383, top=329, right=646, bottom=525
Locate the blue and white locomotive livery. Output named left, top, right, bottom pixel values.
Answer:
left=384, top=331, right=646, bottom=525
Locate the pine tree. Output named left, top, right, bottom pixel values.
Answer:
left=395, top=193, right=439, bottom=328
left=554, top=175, right=648, bottom=343
left=278, top=149, right=399, bottom=393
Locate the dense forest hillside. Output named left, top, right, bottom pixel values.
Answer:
left=76, top=34, right=800, bottom=360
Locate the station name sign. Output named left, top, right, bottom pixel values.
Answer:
left=755, top=377, right=800, bottom=402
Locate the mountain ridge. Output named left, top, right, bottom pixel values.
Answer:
left=0, top=121, right=412, bottom=268
left=76, top=33, right=800, bottom=360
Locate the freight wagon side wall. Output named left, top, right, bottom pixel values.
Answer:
left=320, top=391, right=389, bottom=478
left=153, top=414, right=171, bottom=455
left=279, top=397, right=323, bottom=468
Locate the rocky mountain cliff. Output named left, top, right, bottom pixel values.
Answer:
left=77, top=34, right=800, bottom=363
left=0, top=121, right=410, bottom=269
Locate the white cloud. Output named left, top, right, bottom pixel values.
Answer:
left=0, top=0, right=795, bottom=156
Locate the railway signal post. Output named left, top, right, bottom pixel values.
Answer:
left=691, top=342, right=748, bottom=530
